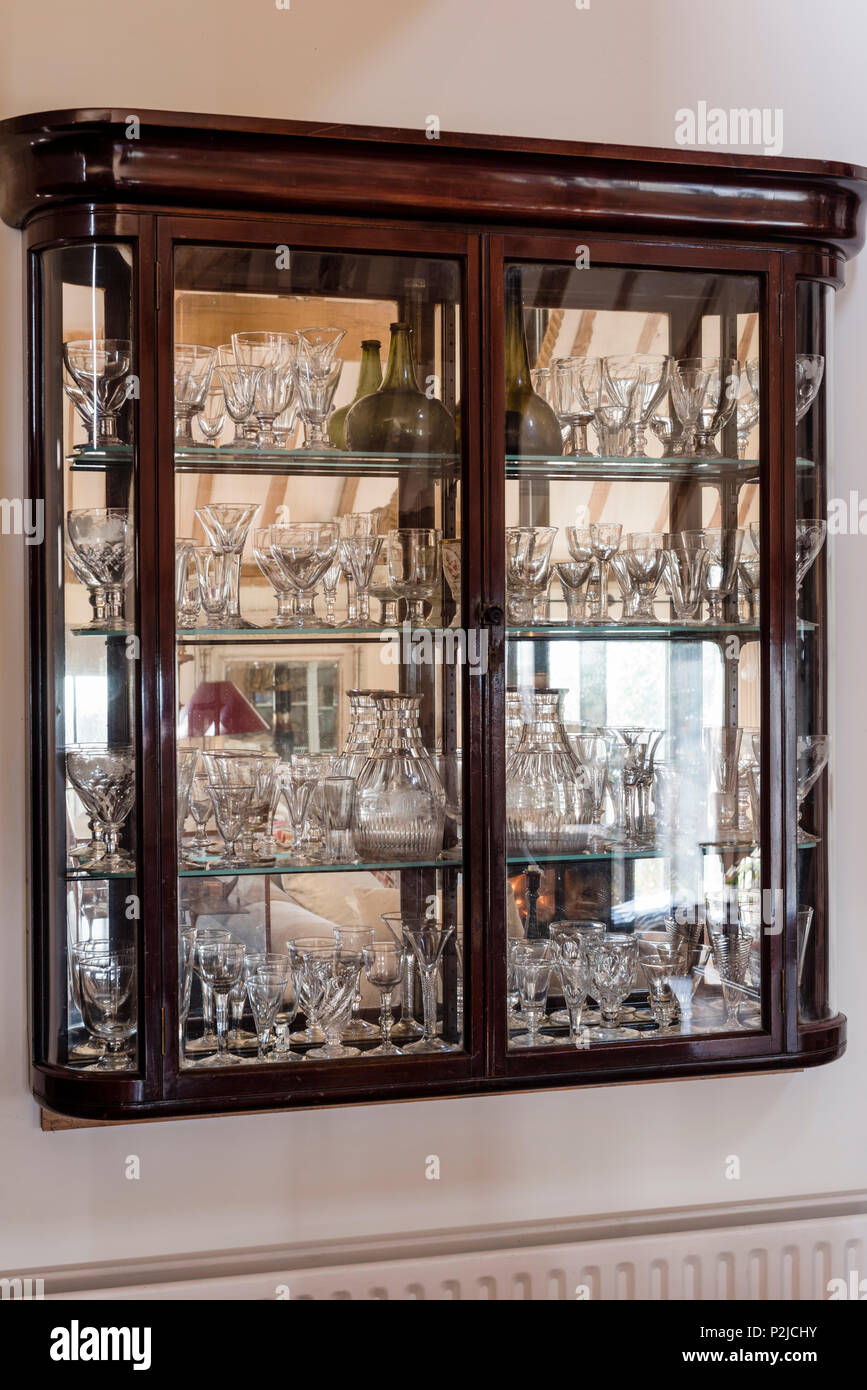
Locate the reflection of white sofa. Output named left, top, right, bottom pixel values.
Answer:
left=195, top=871, right=402, bottom=1007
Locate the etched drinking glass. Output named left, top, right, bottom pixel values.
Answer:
left=795, top=353, right=824, bottom=424
left=795, top=519, right=827, bottom=598
left=67, top=508, right=134, bottom=631
left=66, top=747, right=136, bottom=873
left=586, top=933, right=640, bottom=1040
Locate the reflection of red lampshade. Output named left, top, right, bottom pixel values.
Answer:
left=178, top=681, right=269, bottom=738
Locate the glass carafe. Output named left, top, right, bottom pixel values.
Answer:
left=352, top=693, right=446, bottom=861
left=333, top=688, right=386, bottom=779
left=506, top=688, right=591, bottom=855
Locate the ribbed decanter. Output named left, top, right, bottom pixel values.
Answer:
left=506, top=688, right=591, bottom=854
left=352, top=693, right=446, bottom=861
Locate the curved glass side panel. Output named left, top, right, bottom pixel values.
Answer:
left=36, top=244, right=141, bottom=1072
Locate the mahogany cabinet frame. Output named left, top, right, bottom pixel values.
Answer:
left=2, top=110, right=863, bottom=1120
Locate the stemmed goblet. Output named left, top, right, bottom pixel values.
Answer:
left=232, top=331, right=297, bottom=449
left=269, top=522, right=339, bottom=629
left=63, top=339, right=132, bottom=449
left=174, top=344, right=216, bottom=445
left=380, top=913, right=424, bottom=1042
left=196, top=381, right=227, bottom=445
left=795, top=354, right=824, bottom=424
left=252, top=526, right=298, bottom=627
left=363, top=941, right=407, bottom=1055
left=340, top=534, right=384, bottom=628
left=554, top=560, right=594, bottom=624
left=587, top=522, right=622, bottom=624
left=333, top=927, right=378, bottom=1040
left=195, top=502, right=260, bottom=628
left=681, top=527, right=743, bottom=623
left=196, top=940, right=246, bottom=1065
left=400, top=920, right=459, bottom=1054
left=76, top=948, right=137, bottom=1070
left=586, top=933, right=640, bottom=1040
left=664, top=535, right=708, bottom=622
left=67, top=747, right=136, bottom=873
left=67, top=508, right=134, bottom=631
left=553, top=357, right=597, bottom=456
left=795, top=519, right=827, bottom=598
left=709, top=930, right=754, bottom=1029
left=387, top=527, right=442, bottom=624
left=247, top=969, right=291, bottom=1062
left=623, top=531, right=666, bottom=623
left=510, top=940, right=556, bottom=1048
left=797, top=734, right=829, bottom=844
left=294, top=357, right=343, bottom=449
left=216, top=345, right=261, bottom=444
left=505, top=525, right=557, bottom=624
left=551, top=931, right=592, bottom=1045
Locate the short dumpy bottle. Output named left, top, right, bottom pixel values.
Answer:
left=327, top=338, right=383, bottom=450
left=345, top=322, right=456, bottom=454
left=504, top=266, right=563, bottom=457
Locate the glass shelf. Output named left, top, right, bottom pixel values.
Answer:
left=64, top=866, right=138, bottom=882
left=509, top=619, right=816, bottom=640
left=176, top=620, right=454, bottom=643
left=506, top=840, right=815, bottom=867
left=69, top=445, right=460, bottom=475
left=178, top=854, right=463, bottom=878
left=505, top=455, right=815, bottom=481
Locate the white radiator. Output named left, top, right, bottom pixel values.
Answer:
left=31, top=1197, right=867, bottom=1301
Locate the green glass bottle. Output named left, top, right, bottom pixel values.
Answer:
left=504, top=266, right=562, bottom=457
left=328, top=338, right=383, bottom=450
left=345, top=321, right=456, bottom=454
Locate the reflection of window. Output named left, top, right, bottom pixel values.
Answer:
left=65, top=674, right=109, bottom=744
left=224, top=659, right=339, bottom=754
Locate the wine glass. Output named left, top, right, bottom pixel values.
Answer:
left=183, top=927, right=232, bottom=1059
left=252, top=526, right=298, bottom=627
left=587, top=522, right=622, bottom=624
left=283, top=755, right=322, bottom=860
left=196, top=381, right=227, bottom=445
left=553, top=357, right=596, bottom=456
left=380, top=913, right=424, bottom=1042
left=401, top=921, right=459, bottom=1054
left=606, top=355, right=671, bottom=458
left=66, top=747, right=136, bottom=873
left=340, top=534, right=384, bottom=627
left=692, top=357, right=740, bottom=456
left=185, top=774, right=219, bottom=863
left=709, top=930, right=754, bottom=1028
left=664, top=536, right=709, bottom=622
left=63, top=339, right=132, bottom=449
left=216, top=350, right=261, bottom=444
left=247, top=969, right=290, bottom=1062
left=795, top=354, right=824, bottom=423
left=296, top=326, right=346, bottom=373
left=197, top=940, right=245, bottom=1065
left=231, top=331, right=297, bottom=449
left=510, top=940, right=556, bottom=1048
left=551, top=931, right=592, bottom=1045
left=207, top=784, right=254, bottom=866
left=363, top=941, right=407, bottom=1055
left=333, top=928, right=378, bottom=1040
left=797, top=734, right=829, bottom=844
left=387, top=527, right=442, bottom=624
left=505, top=525, right=557, bottom=624
left=294, top=357, right=343, bottom=449
left=195, top=502, right=260, bottom=627
left=703, top=726, right=745, bottom=843
left=681, top=527, right=743, bottom=623
left=795, top=519, right=827, bottom=597
left=269, top=523, right=339, bottom=628
left=174, top=344, right=216, bottom=445
left=586, top=933, right=640, bottom=1040
left=67, top=508, right=134, bottom=631
left=623, top=531, right=666, bottom=623
left=554, top=560, right=594, bottom=625
left=736, top=368, right=760, bottom=458
left=77, top=949, right=137, bottom=1070
left=192, top=546, right=232, bottom=628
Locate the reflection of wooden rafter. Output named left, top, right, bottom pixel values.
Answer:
left=570, top=310, right=597, bottom=357
left=537, top=309, right=564, bottom=367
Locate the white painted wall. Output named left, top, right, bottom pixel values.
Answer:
left=1, top=0, right=866, bottom=1273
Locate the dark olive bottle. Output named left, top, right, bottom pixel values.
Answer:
left=345, top=321, right=456, bottom=454
left=328, top=338, right=383, bottom=450
left=504, top=266, right=562, bottom=457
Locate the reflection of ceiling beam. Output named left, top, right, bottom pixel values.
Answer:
left=193, top=472, right=215, bottom=539
left=570, top=311, right=596, bottom=356
left=263, top=474, right=289, bottom=525
left=338, top=476, right=360, bottom=516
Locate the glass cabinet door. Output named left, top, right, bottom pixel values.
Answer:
left=36, top=242, right=141, bottom=1074
left=498, top=250, right=777, bottom=1058
left=794, top=278, right=832, bottom=1028
left=164, top=227, right=476, bottom=1079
